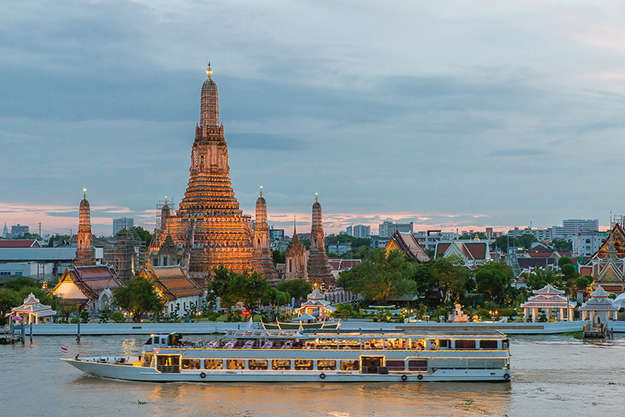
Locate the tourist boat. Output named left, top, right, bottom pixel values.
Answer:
left=261, top=319, right=340, bottom=330
left=62, top=329, right=511, bottom=382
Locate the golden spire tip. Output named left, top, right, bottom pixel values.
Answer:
left=207, top=62, right=212, bottom=79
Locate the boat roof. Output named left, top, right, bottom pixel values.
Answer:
left=225, top=328, right=505, bottom=339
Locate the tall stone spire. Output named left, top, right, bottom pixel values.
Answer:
left=159, top=65, right=253, bottom=286
left=252, top=186, right=278, bottom=281
left=286, top=216, right=307, bottom=281
left=306, top=194, right=334, bottom=289
left=74, top=189, right=95, bottom=266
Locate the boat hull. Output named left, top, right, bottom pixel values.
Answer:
left=62, top=359, right=510, bottom=383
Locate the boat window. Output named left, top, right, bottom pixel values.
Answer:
left=385, top=338, right=405, bottom=350
left=438, top=339, right=450, bottom=349
left=455, top=340, right=476, bottom=350
left=408, top=360, right=428, bottom=372
left=502, top=339, right=509, bottom=350
left=204, top=359, right=223, bottom=370
left=486, top=359, right=506, bottom=369
left=273, top=360, right=291, bottom=370
left=386, top=360, right=405, bottom=371
left=156, top=355, right=180, bottom=373
left=467, top=359, right=487, bottom=369
left=480, top=340, right=498, bottom=350
left=295, top=360, right=313, bottom=370
left=144, top=337, right=153, bottom=345
left=142, top=353, right=153, bottom=367
left=409, top=338, right=426, bottom=350
left=227, top=359, right=245, bottom=370
left=249, top=360, right=268, bottom=370
left=318, top=360, right=336, bottom=370
left=430, top=358, right=466, bottom=369
left=182, top=359, right=201, bottom=370
left=340, top=360, right=359, bottom=371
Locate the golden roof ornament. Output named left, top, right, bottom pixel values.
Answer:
left=206, top=62, right=212, bottom=79
left=315, top=192, right=318, bottom=203
left=260, top=186, right=263, bottom=197
left=83, top=188, right=87, bottom=199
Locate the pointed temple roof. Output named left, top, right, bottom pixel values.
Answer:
left=520, top=284, right=575, bottom=309
left=533, top=284, right=565, bottom=296
left=140, top=264, right=204, bottom=301
left=51, top=265, right=123, bottom=305
left=386, top=231, right=430, bottom=262
left=10, top=293, right=56, bottom=318
left=579, top=286, right=618, bottom=311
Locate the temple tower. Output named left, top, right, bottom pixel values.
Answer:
left=74, top=189, right=95, bottom=266
left=285, top=218, right=307, bottom=281
left=161, top=64, right=253, bottom=285
left=306, top=194, right=334, bottom=289
left=251, top=187, right=278, bottom=281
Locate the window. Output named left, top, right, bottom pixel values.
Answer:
left=386, top=360, right=404, bottom=371
left=408, top=360, right=428, bottom=372
left=340, top=360, right=359, bottom=371
left=156, top=355, right=180, bottom=373
left=480, top=340, right=498, bottom=350
left=438, top=339, right=450, bottom=349
left=182, top=359, right=201, bottom=370
left=227, top=359, right=245, bottom=370
left=273, top=360, right=291, bottom=370
left=455, top=340, right=476, bottom=350
left=204, top=359, right=223, bottom=370
left=295, top=360, right=313, bottom=370
left=318, top=360, right=336, bottom=370
left=502, top=339, right=509, bottom=350
left=249, top=360, right=268, bottom=370
left=144, top=337, right=153, bottom=345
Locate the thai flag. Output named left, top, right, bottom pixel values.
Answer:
left=61, top=344, right=68, bottom=353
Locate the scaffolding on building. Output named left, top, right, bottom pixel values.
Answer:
left=155, top=197, right=175, bottom=244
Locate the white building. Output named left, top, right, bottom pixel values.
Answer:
left=572, top=231, right=608, bottom=257
left=563, top=219, right=598, bottom=237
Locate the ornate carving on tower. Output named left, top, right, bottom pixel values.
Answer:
left=74, top=189, right=95, bottom=266
left=285, top=218, right=308, bottom=281
left=306, top=194, right=335, bottom=290
left=251, top=187, right=278, bottom=281
left=160, top=65, right=253, bottom=286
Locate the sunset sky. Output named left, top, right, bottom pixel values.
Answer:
left=2, top=1, right=625, bottom=236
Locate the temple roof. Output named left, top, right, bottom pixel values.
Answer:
left=533, top=284, right=564, bottom=295
left=387, top=231, right=430, bottom=262
left=10, top=293, right=56, bottom=317
left=590, top=285, right=611, bottom=298
left=140, top=264, right=204, bottom=301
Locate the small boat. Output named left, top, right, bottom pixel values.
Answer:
left=261, top=319, right=340, bottom=330
left=62, top=328, right=511, bottom=383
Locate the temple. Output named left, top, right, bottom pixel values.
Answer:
left=74, top=189, right=95, bottom=266
left=578, top=224, right=625, bottom=293
left=156, top=65, right=277, bottom=286
left=251, top=187, right=279, bottom=283
left=306, top=194, right=335, bottom=290
left=285, top=218, right=308, bottom=281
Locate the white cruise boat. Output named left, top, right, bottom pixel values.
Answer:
left=62, top=329, right=511, bottom=382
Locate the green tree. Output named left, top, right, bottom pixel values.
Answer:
left=560, top=263, right=578, bottom=281
left=234, top=270, right=270, bottom=316
left=0, top=288, right=21, bottom=316
left=206, top=265, right=239, bottom=322
left=130, top=226, right=153, bottom=247
left=337, top=249, right=417, bottom=303
left=47, top=234, right=71, bottom=247
left=574, top=275, right=594, bottom=292
left=112, top=275, right=165, bottom=322
left=272, top=250, right=285, bottom=266
left=518, top=234, right=537, bottom=249
left=428, top=256, right=472, bottom=304
left=552, top=239, right=572, bottom=252
left=558, top=256, right=573, bottom=268
left=522, top=268, right=561, bottom=291
left=475, top=262, right=514, bottom=299
left=277, top=279, right=312, bottom=301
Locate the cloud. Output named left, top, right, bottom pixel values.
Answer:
left=227, top=133, right=309, bottom=151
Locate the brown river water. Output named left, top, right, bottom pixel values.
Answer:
left=1, top=334, right=624, bottom=416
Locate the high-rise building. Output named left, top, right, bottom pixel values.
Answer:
left=74, top=189, right=95, bottom=266
left=11, top=224, right=29, bottom=237
left=378, top=221, right=413, bottom=238
left=113, top=218, right=134, bottom=236
left=306, top=195, right=335, bottom=290
left=562, top=219, right=599, bottom=237
left=2, top=222, right=7, bottom=238
left=353, top=225, right=371, bottom=238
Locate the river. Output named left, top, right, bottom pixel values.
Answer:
left=1, top=334, right=623, bottom=416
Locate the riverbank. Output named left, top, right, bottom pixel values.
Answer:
left=8, top=319, right=625, bottom=336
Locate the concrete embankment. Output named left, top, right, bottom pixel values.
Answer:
left=9, top=320, right=611, bottom=336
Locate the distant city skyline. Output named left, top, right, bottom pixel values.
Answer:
left=2, top=1, right=624, bottom=237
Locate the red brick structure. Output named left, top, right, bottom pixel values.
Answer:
left=74, top=189, right=95, bottom=266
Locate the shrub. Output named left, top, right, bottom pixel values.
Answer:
left=70, top=317, right=80, bottom=324
left=501, top=308, right=516, bottom=318
left=80, top=310, right=90, bottom=323
left=111, top=311, right=126, bottom=323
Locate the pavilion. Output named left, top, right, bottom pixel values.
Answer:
left=8, top=293, right=56, bottom=324
left=520, top=284, right=576, bottom=322
left=578, top=286, right=619, bottom=325
left=295, top=289, right=335, bottom=318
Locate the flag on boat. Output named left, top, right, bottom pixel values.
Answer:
left=61, top=344, right=68, bottom=353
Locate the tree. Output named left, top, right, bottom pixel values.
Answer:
left=428, top=256, right=472, bottom=304
left=277, top=279, right=312, bottom=301
left=234, top=270, right=270, bottom=316
left=0, top=288, right=21, bottom=316
left=558, top=256, right=573, bottom=268
left=552, top=239, right=572, bottom=252
left=337, top=249, right=417, bottom=303
left=574, top=275, right=594, bottom=292
left=475, top=262, right=513, bottom=300
left=272, top=250, right=285, bottom=266
left=518, top=234, right=537, bottom=249
left=206, top=265, right=239, bottom=322
left=130, top=226, right=153, bottom=247
left=522, top=268, right=561, bottom=291
left=112, top=275, right=165, bottom=322
left=560, top=263, right=578, bottom=281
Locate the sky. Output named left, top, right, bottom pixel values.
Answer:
left=1, top=0, right=625, bottom=237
